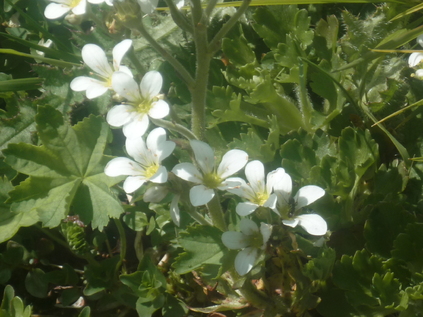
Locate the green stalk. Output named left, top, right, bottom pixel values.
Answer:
left=164, top=0, right=193, bottom=33
left=190, top=0, right=211, bottom=140
left=206, top=194, right=227, bottom=231
left=114, top=218, right=127, bottom=275
left=150, top=118, right=198, bottom=140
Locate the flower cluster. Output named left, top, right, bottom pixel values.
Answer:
left=408, top=34, right=423, bottom=79
left=70, top=40, right=328, bottom=279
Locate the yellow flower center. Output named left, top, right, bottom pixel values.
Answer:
left=70, top=0, right=81, bottom=8
left=247, top=231, right=263, bottom=249
left=145, top=164, right=159, bottom=179
left=136, top=101, right=152, bottom=114
left=202, top=172, right=222, bottom=189
left=252, top=192, right=268, bottom=206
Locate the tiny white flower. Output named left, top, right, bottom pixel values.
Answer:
left=104, top=127, right=175, bottom=193
left=273, top=173, right=327, bottom=236
left=70, top=39, right=133, bottom=99
left=228, top=161, right=285, bottom=216
left=172, top=140, right=248, bottom=206
left=44, top=0, right=87, bottom=19
left=170, top=194, right=181, bottom=227
left=106, top=71, right=169, bottom=138
left=415, top=69, right=423, bottom=80
left=221, top=219, right=271, bottom=276
left=138, top=0, right=158, bottom=14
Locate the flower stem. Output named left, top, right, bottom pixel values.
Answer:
left=150, top=118, right=198, bottom=140
left=114, top=218, right=127, bottom=275
left=163, top=0, right=193, bottom=33
left=207, top=194, right=227, bottom=231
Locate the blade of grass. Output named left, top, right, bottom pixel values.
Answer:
left=391, top=2, right=423, bottom=21
left=0, top=78, right=43, bottom=92
left=0, top=49, right=80, bottom=68
left=371, top=99, right=423, bottom=127
left=0, top=32, right=80, bottom=63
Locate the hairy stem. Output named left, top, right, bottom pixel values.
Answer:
left=164, top=0, right=193, bottom=33
left=150, top=118, right=198, bottom=140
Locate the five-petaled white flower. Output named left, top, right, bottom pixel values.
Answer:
left=70, top=39, right=133, bottom=99
left=222, top=219, right=271, bottom=276
left=106, top=71, right=169, bottom=138
left=273, top=172, right=327, bottom=236
left=172, top=140, right=248, bottom=207
left=104, top=127, right=175, bottom=193
left=228, top=161, right=285, bottom=216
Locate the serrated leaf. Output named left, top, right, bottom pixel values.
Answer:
left=173, top=226, right=226, bottom=274
left=2, top=106, right=123, bottom=233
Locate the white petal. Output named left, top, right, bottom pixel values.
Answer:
left=217, top=149, right=248, bottom=179
left=263, top=193, right=277, bottom=209
left=189, top=185, right=214, bottom=206
left=143, top=185, right=168, bottom=203
left=409, top=52, right=423, bottom=67
left=190, top=140, right=214, bottom=174
left=225, top=177, right=254, bottom=199
left=174, top=0, right=184, bottom=9
left=88, top=0, right=104, bottom=3
left=122, top=114, right=149, bottom=138
left=415, top=69, right=423, bottom=79
left=138, top=0, right=158, bottom=14
left=170, top=195, right=181, bottom=227
left=274, top=172, right=292, bottom=208
left=70, top=76, right=109, bottom=99
left=218, top=178, right=244, bottom=191
left=118, top=66, right=133, bottom=78
left=148, top=100, right=169, bottom=119
left=297, top=214, right=328, bottom=236
left=125, top=136, right=149, bottom=165
left=190, top=140, right=215, bottom=174
left=418, top=34, right=423, bottom=48
left=106, top=105, right=136, bottom=128
left=149, top=166, right=168, bottom=183
left=44, top=3, right=71, bottom=19
left=260, top=223, right=272, bottom=245
left=221, top=231, right=249, bottom=250
left=266, top=167, right=285, bottom=194
left=294, top=185, right=325, bottom=209
left=82, top=44, right=113, bottom=78
left=112, top=39, right=132, bottom=71
left=239, top=218, right=258, bottom=236
left=112, top=72, right=140, bottom=102
left=71, top=0, right=86, bottom=14
left=123, top=176, right=146, bottom=193
left=147, top=128, right=175, bottom=162
left=235, top=247, right=258, bottom=276
left=245, top=160, right=265, bottom=194
left=172, top=163, right=202, bottom=183
left=140, top=70, right=162, bottom=99
left=282, top=218, right=300, bottom=228
left=104, top=157, right=143, bottom=177
left=236, top=202, right=259, bottom=216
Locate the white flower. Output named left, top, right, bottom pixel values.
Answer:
left=104, top=127, right=175, bottom=193
left=273, top=173, right=327, bottom=236
left=70, top=40, right=133, bottom=99
left=138, top=0, right=158, bottom=14
left=408, top=52, right=423, bottom=67
left=143, top=185, right=180, bottom=226
left=228, top=161, right=285, bottom=216
left=106, top=71, right=169, bottom=138
left=44, top=0, right=87, bottom=19
left=172, top=140, right=248, bottom=207
left=221, top=219, right=271, bottom=276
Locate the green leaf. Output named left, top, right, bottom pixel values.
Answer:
left=392, top=223, right=423, bottom=273
left=173, top=225, right=226, bottom=274
left=0, top=49, right=78, bottom=68
left=25, top=268, right=48, bottom=298
left=2, top=106, right=123, bottom=234
left=84, top=256, right=120, bottom=296
left=78, top=306, right=91, bottom=317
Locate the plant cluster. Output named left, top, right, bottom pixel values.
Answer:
left=2, top=0, right=423, bottom=316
